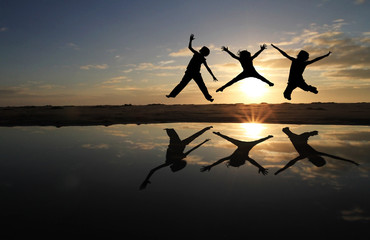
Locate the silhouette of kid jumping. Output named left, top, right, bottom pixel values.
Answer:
left=216, top=44, right=274, bottom=93
left=140, top=126, right=212, bottom=190
left=271, top=44, right=331, bottom=100
left=274, top=127, right=359, bottom=175
left=200, top=131, right=272, bottom=175
left=166, top=34, right=217, bottom=102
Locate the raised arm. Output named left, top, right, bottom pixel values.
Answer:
left=188, top=34, right=197, bottom=54
left=139, top=163, right=169, bottom=190
left=271, top=44, right=295, bottom=61
left=200, top=156, right=231, bottom=172
left=184, top=139, right=210, bottom=156
left=306, top=51, right=331, bottom=65
left=204, top=61, right=218, bottom=81
left=221, top=46, right=239, bottom=60
left=247, top=157, right=269, bottom=175
left=251, top=44, right=267, bottom=60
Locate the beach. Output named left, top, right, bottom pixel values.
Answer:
left=1, top=103, right=369, bottom=127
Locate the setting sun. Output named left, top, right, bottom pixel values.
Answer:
left=239, top=80, right=268, bottom=99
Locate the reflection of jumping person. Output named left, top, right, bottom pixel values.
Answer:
left=275, top=127, right=359, bottom=175
left=271, top=44, right=331, bottom=100
left=216, top=44, right=273, bottom=93
left=140, top=126, right=212, bottom=190
left=201, top=132, right=272, bottom=175
left=166, top=34, right=217, bottom=102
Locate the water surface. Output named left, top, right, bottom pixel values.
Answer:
left=1, top=123, right=369, bottom=239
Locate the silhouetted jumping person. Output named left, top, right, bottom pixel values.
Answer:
left=166, top=34, right=217, bottom=102
left=216, top=44, right=273, bottom=93
left=200, top=131, right=272, bottom=175
left=271, top=44, right=331, bottom=100
left=140, top=126, right=212, bottom=190
left=275, top=127, right=359, bottom=175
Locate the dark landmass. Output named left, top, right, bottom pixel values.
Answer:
left=1, top=103, right=369, bottom=127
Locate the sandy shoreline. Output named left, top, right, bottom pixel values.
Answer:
left=1, top=103, right=370, bottom=127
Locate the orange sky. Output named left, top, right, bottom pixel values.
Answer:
left=0, top=1, right=369, bottom=106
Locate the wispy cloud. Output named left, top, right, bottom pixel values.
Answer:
left=169, top=48, right=192, bottom=57
left=354, top=0, right=365, bottom=5
left=258, top=20, right=370, bottom=86
left=38, top=84, right=66, bottom=90
left=114, top=87, right=141, bottom=91
left=0, top=27, right=8, bottom=32
left=0, top=87, right=23, bottom=95
left=341, top=207, right=370, bottom=221
left=122, top=62, right=184, bottom=73
left=323, top=69, right=370, bottom=80
left=317, top=0, right=330, bottom=7
left=80, top=64, right=109, bottom=70
left=158, top=60, right=175, bottom=65
left=124, top=139, right=165, bottom=150
left=0, top=82, right=66, bottom=96
left=103, top=76, right=129, bottom=84
left=82, top=144, right=110, bottom=149
left=66, top=42, right=80, bottom=50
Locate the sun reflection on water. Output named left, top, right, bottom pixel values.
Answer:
left=240, top=122, right=266, bottom=138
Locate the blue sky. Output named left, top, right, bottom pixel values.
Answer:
left=0, top=0, right=369, bottom=105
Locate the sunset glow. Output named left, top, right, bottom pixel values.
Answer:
left=241, top=122, right=266, bottom=138
left=0, top=1, right=369, bottom=106
left=239, top=80, right=268, bottom=99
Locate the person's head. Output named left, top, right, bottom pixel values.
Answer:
left=308, top=155, right=326, bottom=167
left=297, top=50, right=309, bottom=61
left=238, top=50, right=251, bottom=59
left=200, top=46, right=210, bottom=56
left=170, top=160, right=187, bottom=172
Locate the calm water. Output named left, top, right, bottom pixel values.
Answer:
left=1, top=123, right=369, bottom=239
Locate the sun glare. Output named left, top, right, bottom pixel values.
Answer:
left=241, top=122, right=266, bottom=138
left=239, top=80, right=267, bottom=99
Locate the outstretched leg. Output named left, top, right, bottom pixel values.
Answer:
left=193, top=73, right=214, bottom=102
left=316, top=151, right=359, bottom=166
left=216, top=72, right=247, bottom=92
left=166, top=72, right=192, bottom=98
left=253, top=72, right=274, bottom=86
left=283, top=83, right=296, bottom=100
left=298, top=80, right=318, bottom=94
